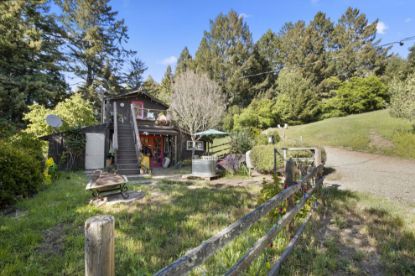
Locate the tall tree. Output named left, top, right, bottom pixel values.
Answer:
left=332, top=7, right=387, bottom=80
left=142, top=75, right=159, bottom=95
left=158, top=65, right=174, bottom=103
left=124, top=57, right=147, bottom=90
left=57, top=0, right=133, bottom=103
left=193, top=10, right=253, bottom=106
left=169, top=71, right=225, bottom=155
left=175, top=47, right=193, bottom=75
left=0, top=0, right=67, bottom=125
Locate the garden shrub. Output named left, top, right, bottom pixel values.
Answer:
left=322, top=76, right=388, bottom=118
left=9, top=133, right=45, bottom=169
left=229, top=130, right=254, bottom=154
left=0, top=141, right=43, bottom=208
left=256, top=129, right=281, bottom=145
left=250, top=145, right=283, bottom=173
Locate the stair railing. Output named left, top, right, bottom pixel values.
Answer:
left=130, top=104, right=142, bottom=166
left=112, top=102, right=118, bottom=166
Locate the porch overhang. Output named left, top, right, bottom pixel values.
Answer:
left=139, top=126, right=178, bottom=136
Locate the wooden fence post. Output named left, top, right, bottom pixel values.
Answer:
left=85, top=215, right=115, bottom=276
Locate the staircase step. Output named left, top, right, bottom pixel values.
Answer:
left=118, top=163, right=139, bottom=170
left=118, top=168, right=140, bottom=175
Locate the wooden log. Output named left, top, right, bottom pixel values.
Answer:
left=155, top=166, right=323, bottom=276
left=268, top=211, right=313, bottom=276
left=225, top=187, right=315, bottom=276
left=85, top=215, right=115, bottom=276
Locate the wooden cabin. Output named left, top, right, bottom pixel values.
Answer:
left=43, top=90, right=207, bottom=176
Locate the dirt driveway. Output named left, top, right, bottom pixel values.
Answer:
left=324, top=147, right=415, bottom=203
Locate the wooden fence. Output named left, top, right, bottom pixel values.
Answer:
left=84, top=160, right=324, bottom=276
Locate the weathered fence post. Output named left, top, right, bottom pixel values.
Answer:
left=85, top=215, right=115, bottom=276
left=314, top=148, right=322, bottom=166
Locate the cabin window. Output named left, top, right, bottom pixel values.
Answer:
left=133, top=101, right=144, bottom=119
left=187, top=141, right=204, bottom=151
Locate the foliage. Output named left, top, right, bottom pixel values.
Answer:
left=169, top=71, right=225, bottom=144
left=322, top=76, right=388, bottom=118
left=0, top=140, right=43, bottom=208
left=258, top=176, right=284, bottom=218
left=24, top=93, right=96, bottom=137
left=229, top=130, right=254, bottom=154
left=233, top=98, right=279, bottom=130
left=175, top=47, right=193, bottom=75
left=60, top=130, right=86, bottom=170
left=124, top=57, right=147, bottom=90
left=157, top=65, right=174, bottom=104
left=257, top=129, right=281, bottom=145
left=9, top=133, right=45, bottom=169
left=56, top=0, right=136, bottom=102
left=275, top=68, right=319, bottom=124
left=193, top=10, right=255, bottom=106
left=250, top=145, right=283, bottom=173
left=389, top=73, right=415, bottom=125
left=43, top=157, right=58, bottom=185
left=0, top=0, right=67, bottom=125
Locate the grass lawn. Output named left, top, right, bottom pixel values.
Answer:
left=0, top=172, right=281, bottom=275
left=280, top=187, right=415, bottom=275
left=278, top=109, right=415, bottom=159
left=2, top=172, right=414, bottom=275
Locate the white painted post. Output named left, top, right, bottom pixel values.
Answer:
left=85, top=215, right=115, bottom=276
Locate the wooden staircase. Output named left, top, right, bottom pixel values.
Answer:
left=116, top=123, right=140, bottom=175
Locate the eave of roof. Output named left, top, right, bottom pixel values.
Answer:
left=105, top=88, right=169, bottom=108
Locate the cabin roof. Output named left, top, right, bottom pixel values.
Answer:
left=106, top=89, right=169, bottom=108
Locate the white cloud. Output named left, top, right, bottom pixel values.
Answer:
left=405, top=17, right=412, bottom=23
left=376, top=21, right=388, bottom=35
left=161, top=56, right=177, bottom=66
left=239, top=13, right=251, bottom=19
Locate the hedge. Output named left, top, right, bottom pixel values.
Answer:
left=250, top=145, right=284, bottom=173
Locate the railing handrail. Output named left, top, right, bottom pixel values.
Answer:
left=130, top=104, right=142, bottom=155
left=155, top=164, right=324, bottom=276
left=113, top=102, right=118, bottom=151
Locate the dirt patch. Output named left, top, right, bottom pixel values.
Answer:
left=37, top=223, right=67, bottom=256
left=369, top=130, right=394, bottom=149
left=89, top=191, right=145, bottom=207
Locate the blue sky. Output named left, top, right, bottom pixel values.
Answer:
left=110, top=0, right=415, bottom=82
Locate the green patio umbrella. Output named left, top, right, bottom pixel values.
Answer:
left=194, top=129, right=228, bottom=155
left=194, top=129, right=227, bottom=136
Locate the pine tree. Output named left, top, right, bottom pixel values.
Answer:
left=158, top=65, right=174, bottom=104
left=175, top=47, right=193, bottom=75
left=0, top=1, right=67, bottom=125
left=142, top=76, right=160, bottom=95
left=332, top=7, right=387, bottom=80
left=57, top=0, right=133, bottom=103
left=124, top=57, right=147, bottom=90
left=193, top=10, right=253, bottom=106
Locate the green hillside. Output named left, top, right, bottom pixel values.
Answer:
left=277, top=109, right=415, bottom=159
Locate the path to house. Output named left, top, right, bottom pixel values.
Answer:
left=324, top=147, right=415, bottom=203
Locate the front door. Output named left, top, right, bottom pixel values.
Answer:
left=140, top=135, right=164, bottom=168
left=85, top=133, right=105, bottom=169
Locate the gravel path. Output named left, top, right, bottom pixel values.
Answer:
left=324, top=147, right=415, bottom=203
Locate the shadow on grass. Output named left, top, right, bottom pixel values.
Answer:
left=109, top=182, right=256, bottom=275
left=280, top=185, right=415, bottom=275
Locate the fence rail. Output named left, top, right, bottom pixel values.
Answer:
left=155, top=163, right=324, bottom=276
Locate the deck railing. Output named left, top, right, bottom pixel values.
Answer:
left=131, top=106, right=171, bottom=125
